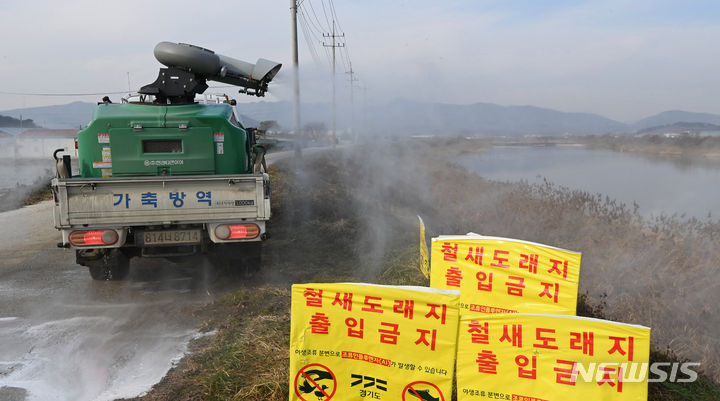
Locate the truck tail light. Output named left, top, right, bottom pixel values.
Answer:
left=214, top=223, right=260, bottom=240
left=69, top=230, right=118, bottom=247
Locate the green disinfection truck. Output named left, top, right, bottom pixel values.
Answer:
left=51, top=42, right=281, bottom=280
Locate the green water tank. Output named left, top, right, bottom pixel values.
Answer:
left=76, top=102, right=251, bottom=178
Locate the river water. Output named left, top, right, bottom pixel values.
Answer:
left=458, top=144, right=720, bottom=221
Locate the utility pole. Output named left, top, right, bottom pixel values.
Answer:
left=323, top=20, right=344, bottom=147
left=359, top=85, right=367, bottom=139
left=346, top=65, right=359, bottom=143
left=290, top=0, right=302, bottom=151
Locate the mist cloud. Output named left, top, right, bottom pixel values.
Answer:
left=1, top=0, right=719, bottom=121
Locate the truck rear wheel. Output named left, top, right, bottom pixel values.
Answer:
left=83, top=249, right=130, bottom=281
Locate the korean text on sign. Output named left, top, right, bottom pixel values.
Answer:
left=289, top=283, right=460, bottom=401
left=457, top=313, right=650, bottom=401
left=430, top=235, right=581, bottom=315
left=111, top=190, right=211, bottom=209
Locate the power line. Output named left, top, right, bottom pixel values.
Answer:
left=298, top=0, right=337, bottom=67
left=323, top=20, right=345, bottom=146
left=0, top=90, right=129, bottom=97
left=338, top=45, right=348, bottom=73
left=302, top=0, right=363, bottom=143
left=301, top=0, right=356, bottom=75
left=342, top=42, right=353, bottom=69
left=346, top=64, right=359, bottom=139
left=304, top=0, right=330, bottom=34
left=298, top=10, right=322, bottom=63
left=298, top=7, right=324, bottom=42
left=319, top=0, right=333, bottom=32
left=0, top=86, right=245, bottom=97
left=297, top=14, right=317, bottom=53
left=328, top=0, right=344, bottom=33
left=324, top=0, right=352, bottom=78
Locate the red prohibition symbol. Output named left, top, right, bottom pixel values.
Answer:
left=402, top=380, right=445, bottom=401
left=294, top=363, right=337, bottom=401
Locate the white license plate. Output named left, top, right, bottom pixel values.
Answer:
left=141, top=230, right=202, bottom=246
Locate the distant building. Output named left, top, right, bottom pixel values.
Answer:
left=19, top=129, right=78, bottom=138
left=0, top=129, right=77, bottom=159
left=0, top=128, right=27, bottom=136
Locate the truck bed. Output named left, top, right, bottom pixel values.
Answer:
left=52, top=174, right=270, bottom=228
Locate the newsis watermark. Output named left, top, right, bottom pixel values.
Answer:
left=568, top=362, right=701, bottom=384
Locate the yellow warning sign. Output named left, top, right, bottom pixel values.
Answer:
left=419, top=216, right=430, bottom=279
left=456, top=313, right=650, bottom=400
left=430, top=235, right=581, bottom=315
left=289, top=283, right=460, bottom=400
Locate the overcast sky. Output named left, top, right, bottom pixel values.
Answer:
left=1, top=0, right=719, bottom=122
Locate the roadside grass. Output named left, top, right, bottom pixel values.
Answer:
left=22, top=181, right=53, bottom=205
left=647, top=349, right=720, bottom=401
left=1, top=173, right=54, bottom=212
left=194, top=288, right=290, bottom=401
left=127, top=139, right=720, bottom=400
left=576, top=293, right=720, bottom=400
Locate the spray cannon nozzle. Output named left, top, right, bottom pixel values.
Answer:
left=139, top=41, right=282, bottom=104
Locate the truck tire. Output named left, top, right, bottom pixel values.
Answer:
left=86, top=249, right=130, bottom=281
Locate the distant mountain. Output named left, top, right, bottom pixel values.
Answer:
left=236, top=99, right=628, bottom=136
left=0, top=101, right=262, bottom=131
left=237, top=114, right=260, bottom=128
left=0, top=115, right=38, bottom=128
left=366, top=100, right=627, bottom=136
left=236, top=101, right=331, bottom=129
left=0, top=99, right=633, bottom=136
left=633, top=110, right=720, bottom=131
left=0, top=101, right=96, bottom=129
left=5, top=100, right=720, bottom=137
left=637, top=122, right=720, bottom=136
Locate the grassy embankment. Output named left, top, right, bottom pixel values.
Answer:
left=1, top=174, right=54, bottom=212
left=22, top=181, right=53, bottom=205
left=124, top=139, right=720, bottom=401
left=579, top=134, right=720, bottom=169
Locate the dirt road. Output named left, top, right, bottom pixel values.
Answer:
left=0, top=205, right=232, bottom=401
left=0, top=147, right=315, bottom=401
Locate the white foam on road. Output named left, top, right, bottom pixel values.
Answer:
left=0, top=312, right=203, bottom=401
left=0, top=201, right=212, bottom=401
